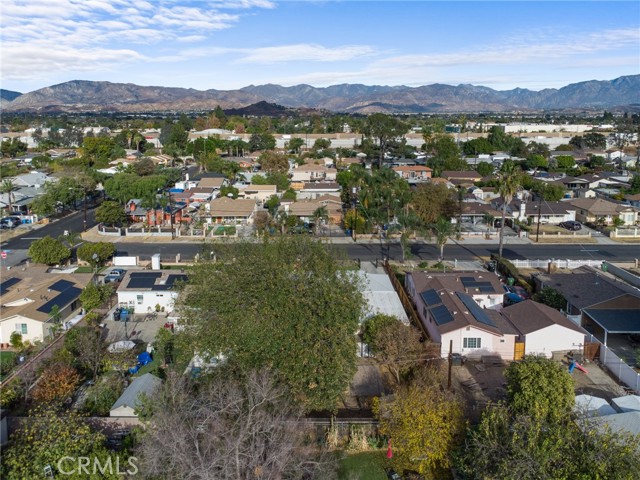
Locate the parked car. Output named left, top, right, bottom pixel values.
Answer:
left=0, top=217, right=19, bottom=229
left=559, top=221, right=582, bottom=231
left=502, top=284, right=530, bottom=300
left=104, top=269, right=127, bottom=283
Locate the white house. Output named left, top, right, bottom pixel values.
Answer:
left=500, top=300, right=587, bottom=358
left=116, top=271, right=187, bottom=315
left=0, top=271, right=91, bottom=347
left=405, top=272, right=516, bottom=359
left=110, top=373, right=161, bottom=417
left=239, top=184, right=278, bottom=203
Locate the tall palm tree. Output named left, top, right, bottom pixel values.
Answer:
left=312, top=206, right=329, bottom=236
left=1, top=179, right=18, bottom=215
left=432, top=216, right=455, bottom=261
left=497, top=160, right=521, bottom=258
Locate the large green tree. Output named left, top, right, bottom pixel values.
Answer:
left=1, top=406, right=125, bottom=479
left=364, top=113, right=409, bottom=167
left=77, top=242, right=116, bottom=267
left=95, top=200, right=127, bottom=226
left=28, top=236, right=71, bottom=265
left=179, top=237, right=365, bottom=411
left=412, top=182, right=457, bottom=225
left=456, top=404, right=640, bottom=480
left=505, top=355, right=574, bottom=423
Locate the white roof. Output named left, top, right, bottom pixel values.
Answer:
left=356, top=272, right=409, bottom=324
left=574, top=394, right=617, bottom=417
left=108, top=340, right=136, bottom=352
left=589, top=411, right=640, bottom=436
left=611, top=395, right=640, bottom=413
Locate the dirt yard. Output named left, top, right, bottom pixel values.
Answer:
left=451, top=356, right=627, bottom=424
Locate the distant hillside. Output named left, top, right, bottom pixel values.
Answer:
left=224, top=101, right=293, bottom=117
left=2, top=75, right=639, bottom=114
left=0, top=89, right=22, bottom=102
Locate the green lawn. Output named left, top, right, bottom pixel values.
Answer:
left=338, top=451, right=388, bottom=480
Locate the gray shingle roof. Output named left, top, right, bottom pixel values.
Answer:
left=582, top=309, right=640, bottom=333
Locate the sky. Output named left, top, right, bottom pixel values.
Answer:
left=1, top=0, right=639, bottom=94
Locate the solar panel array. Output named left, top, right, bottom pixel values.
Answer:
left=0, top=277, right=21, bottom=295
left=420, top=289, right=441, bottom=307
left=431, top=304, right=454, bottom=326
left=456, top=292, right=497, bottom=328
left=460, top=276, right=497, bottom=293
left=49, top=279, right=75, bottom=292
left=37, top=287, right=82, bottom=313
left=127, top=272, right=162, bottom=289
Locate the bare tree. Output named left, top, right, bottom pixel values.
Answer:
left=137, top=369, right=336, bottom=479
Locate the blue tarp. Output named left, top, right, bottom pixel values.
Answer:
left=168, top=188, right=184, bottom=193
left=138, top=351, right=152, bottom=366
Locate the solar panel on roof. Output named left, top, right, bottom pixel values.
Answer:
left=460, top=277, right=475, bottom=282
left=49, top=279, right=75, bottom=292
left=127, top=278, right=158, bottom=289
left=130, top=272, right=161, bottom=278
left=37, top=287, right=82, bottom=313
left=456, top=292, right=497, bottom=328
left=166, top=274, right=188, bottom=286
left=479, top=286, right=496, bottom=293
left=420, top=289, right=441, bottom=307
left=0, top=277, right=21, bottom=295
left=431, top=304, right=454, bottom=326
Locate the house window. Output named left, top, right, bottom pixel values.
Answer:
left=463, top=338, right=481, bottom=349
left=137, top=295, right=143, bottom=305
left=15, top=324, right=28, bottom=335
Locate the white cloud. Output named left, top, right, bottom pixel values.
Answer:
left=238, top=44, right=377, bottom=63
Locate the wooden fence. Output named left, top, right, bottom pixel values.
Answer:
left=383, top=261, right=442, bottom=357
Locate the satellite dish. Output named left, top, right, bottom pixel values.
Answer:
left=226, top=193, right=234, bottom=198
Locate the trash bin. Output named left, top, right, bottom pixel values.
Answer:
left=507, top=277, right=515, bottom=286
left=601, top=262, right=608, bottom=272
left=451, top=353, right=463, bottom=366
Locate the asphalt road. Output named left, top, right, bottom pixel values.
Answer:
left=1, top=211, right=638, bottom=268
left=0, top=208, right=98, bottom=267
left=72, top=241, right=640, bottom=263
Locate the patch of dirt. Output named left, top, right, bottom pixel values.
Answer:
left=451, top=359, right=508, bottom=424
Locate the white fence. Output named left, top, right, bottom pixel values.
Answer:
left=510, top=259, right=603, bottom=269
left=611, top=228, right=640, bottom=238
left=600, top=343, right=640, bottom=393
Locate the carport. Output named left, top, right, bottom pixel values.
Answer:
left=582, top=308, right=640, bottom=347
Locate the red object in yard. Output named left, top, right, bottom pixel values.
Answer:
left=387, top=439, right=393, bottom=459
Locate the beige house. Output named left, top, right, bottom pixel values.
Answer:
left=570, top=198, right=639, bottom=225
left=291, top=164, right=336, bottom=182
left=239, top=184, right=278, bottom=202
left=198, top=177, right=226, bottom=189
left=284, top=198, right=343, bottom=225
left=207, top=197, right=257, bottom=224
left=392, top=165, right=432, bottom=182
left=0, top=269, right=92, bottom=347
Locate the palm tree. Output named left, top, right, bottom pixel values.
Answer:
left=312, top=206, right=329, bottom=236
left=1, top=179, right=18, bottom=215
left=432, top=216, right=455, bottom=261
left=497, top=160, right=521, bottom=258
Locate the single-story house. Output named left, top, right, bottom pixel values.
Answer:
left=207, top=197, right=257, bottom=224
left=500, top=300, right=587, bottom=358
left=570, top=198, right=639, bottom=226
left=392, top=165, right=432, bottom=183
left=291, top=164, right=335, bottom=182
left=0, top=270, right=92, bottom=346
left=441, top=171, right=482, bottom=185
left=197, top=177, right=226, bottom=190
left=110, top=373, right=161, bottom=417
left=405, top=272, right=516, bottom=359
left=117, top=270, right=187, bottom=314
left=284, top=199, right=343, bottom=225
left=357, top=271, right=409, bottom=325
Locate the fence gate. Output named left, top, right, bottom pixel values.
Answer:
left=514, top=342, right=525, bottom=361
left=583, top=342, right=600, bottom=361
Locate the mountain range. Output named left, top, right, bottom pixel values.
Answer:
left=1, top=75, right=639, bottom=114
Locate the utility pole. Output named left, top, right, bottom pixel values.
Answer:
left=83, top=190, right=88, bottom=232
left=535, top=192, right=543, bottom=242
left=447, top=339, right=453, bottom=390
